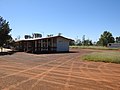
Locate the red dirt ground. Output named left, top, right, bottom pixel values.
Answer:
left=0, top=49, right=120, bottom=90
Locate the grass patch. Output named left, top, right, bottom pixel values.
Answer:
left=70, top=46, right=119, bottom=50
left=82, top=51, right=120, bottom=64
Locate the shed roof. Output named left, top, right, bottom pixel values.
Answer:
left=15, top=36, right=73, bottom=42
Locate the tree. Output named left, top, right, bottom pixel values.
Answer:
left=75, top=39, right=82, bottom=46
left=83, top=39, right=93, bottom=46
left=58, top=33, right=62, bottom=36
left=0, top=16, right=12, bottom=51
left=47, top=34, right=53, bottom=37
left=81, top=35, right=93, bottom=46
left=98, top=31, right=115, bottom=46
left=24, top=35, right=32, bottom=39
left=116, top=36, right=120, bottom=43
left=82, top=35, right=85, bottom=46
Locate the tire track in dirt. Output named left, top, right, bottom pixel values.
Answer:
left=64, top=60, right=75, bottom=89
left=98, top=63, right=110, bottom=75
left=1, top=49, right=119, bottom=90
left=89, top=63, right=108, bottom=80
left=39, top=69, right=107, bottom=82
left=0, top=67, right=39, bottom=78
left=0, top=52, right=56, bottom=67
left=2, top=55, right=80, bottom=90
left=0, top=56, right=34, bottom=69
left=0, top=65, right=25, bottom=70
left=31, top=61, right=71, bottom=89
left=0, top=54, right=70, bottom=79
left=41, top=79, right=73, bottom=87
left=0, top=53, right=76, bottom=89
left=79, top=62, right=116, bottom=89
left=79, top=63, right=104, bottom=88
left=98, top=63, right=120, bottom=77
left=31, top=55, right=80, bottom=89
left=79, top=62, right=100, bottom=79
left=98, top=63, right=120, bottom=89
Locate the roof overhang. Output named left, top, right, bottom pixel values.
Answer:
left=15, top=36, right=74, bottom=42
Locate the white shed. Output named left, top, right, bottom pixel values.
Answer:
left=108, top=43, right=120, bottom=48
left=56, top=36, right=70, bottom=52
left=15, top=36, right=73, bottom=53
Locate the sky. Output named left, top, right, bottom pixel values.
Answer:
left=0, top=0, right=120, bottom=42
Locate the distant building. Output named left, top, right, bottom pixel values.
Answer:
left=107, top=43, right=120, bottom=48
left=15, top=36, right=73, bottom=53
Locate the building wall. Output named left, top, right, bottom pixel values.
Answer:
left=15, top=36, right=71, bottom=53
left=56, top=37, right=69, bottom=52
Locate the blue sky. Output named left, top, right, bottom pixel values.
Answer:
left=0, top=0, right=120, bottom=41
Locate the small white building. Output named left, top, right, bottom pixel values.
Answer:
left=15, top=36, right=73, bottom=53
left=108, top=43, right=120, bottom=48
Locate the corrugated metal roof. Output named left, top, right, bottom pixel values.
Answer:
left=15, top=36, right=73, bottom=42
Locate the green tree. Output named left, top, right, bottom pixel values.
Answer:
left=75, top=39, right=82, bottom=46
left=81, top=35, right=93, bottom=46
left=82, top=35, right=85, bottom=46
left=116, top=36, right=120, bottom=43
left=98, top=31, right=115, bottom=46
left=84, top=39, right=93, bottom=46
left=0, top=16, right=12, bottom=51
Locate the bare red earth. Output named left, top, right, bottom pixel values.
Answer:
left=0, top=49, right=120, bottom=90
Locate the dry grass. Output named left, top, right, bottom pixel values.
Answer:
left=70, top=46, right=119, bottom=50
left=82, top=51, right=120, bottom=64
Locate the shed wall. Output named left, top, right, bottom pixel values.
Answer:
left=56, top=37, right=69, bottom=52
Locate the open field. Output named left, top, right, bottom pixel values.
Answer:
left=70, top=46, right=119, bottom=50
left=0, top=49, right=120, bottom=90
left=82, top=51, right=120, bottom=64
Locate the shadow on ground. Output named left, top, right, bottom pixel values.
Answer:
left=28, top=51, right=79, bottom=55
left=0, top=51, right=17, bottom=56
left=0, top=50, right=79, bottom=56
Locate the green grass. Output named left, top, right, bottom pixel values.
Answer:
left=82, top=51, right=120, bottom=64
left=70, top=46, right=119, bottom=50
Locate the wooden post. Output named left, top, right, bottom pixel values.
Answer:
left=47, top=39, right=48, bottom=51
left=35, top=41, right=37, bottom=51
left=41, top=40, right=43, bottom=51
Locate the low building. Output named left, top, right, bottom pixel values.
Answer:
left=15, top=36, right=73, bottom=53
left=107, top=43, right=120, bottom=48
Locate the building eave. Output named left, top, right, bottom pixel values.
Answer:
left=15, top=36, right=73, bottom=42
